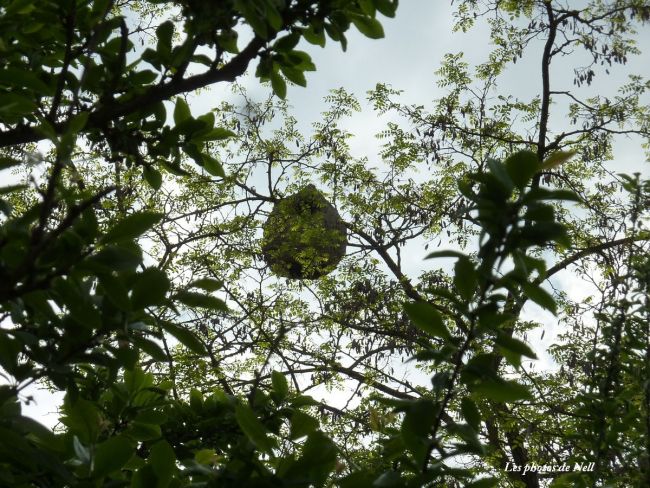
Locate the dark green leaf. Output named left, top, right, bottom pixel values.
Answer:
left=271, top=370, right=289, bottom=401
left=270, top=73, right=287, bottom=99
left=202, top=127, right=236, bottom=141
left=101, top=212, right=162, bottom=244
left=235, top=404, right=276, bottom=453
left=495, top=332, right=537, bottom=359
left=401, top=399, right=436, bottom=465
left=159, top=321, right=207, bottom=355
left=466, top=477, right=499, bottom=487
left=521, top=282, right=556, bottom=314
left=202, top=154, right=225, bottom=177
left=350, top=14, right=385, bottom=39
left=280, top=65, right=307, bottom=87
left=173, top=97, right=191, bottom=125
left=285, top=431, right=337, bottom=485
left=149, top=441, right=176, bottom=484
left=425, top=250, right=467, bottom=260
left=98, top=274, right=130, bottom=311
left=454, top=256, right=477, bottom=301
left=404, top=301, right=451, bottom=340
left=289, top=410, right=319, bottom=440
left=173, top=291, right=227, bottom=311
left=131, top=268, right=170, bottom=309
left=0, top=184, right=28, bottom=195
left=461, top=397, right=481, bottom=431
left=0, top=68, right=53, bottom=95
left=188, top=278, right=223, bottom=292
left=93, top=435, right=133, bottom=477
left=132, top=337, right=168, bottom=362
left=504, top=150, right=539, bottom=189
left=470, top=378, right=532, bottom=402
left=156, top=20, right=174, bottom=58
left=143, top=166, right=162, bottom=190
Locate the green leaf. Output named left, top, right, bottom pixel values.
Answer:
left=143, top=166, right=162, bottom=190
left=504, top=150, right=539, bottom=189
left=540, top=150, right=576, bottom=170
left=486, top=158, right=514, bottom=194
left=401, top=399, right=436, bottom=465
left=101, top=212, right=163, bottom=244
left=302, top=25, right=326, bottom=47
left=131, top=268, right=170, bottom=309
left=173, top=291, right=227, bottom=311
left=149, top=440, right=176, bottom=484
left=190, top=388, right=203, bottom=412
left=174, top=97, right=191, bottom=125
left=93, top=435, right=133, bottom=477
left=358, top=0, right=376, bottom=16
left=461, top=397, right=481, bottom=431
left=283, top=431, right=337, bottom=485
left=425, top=250, right=467, bottom=260
left=521, top=282, right=557, bottom=314
left=156, top=20, right=174, bottom=58
left=375, top=0, right=398, bottom=17
left=67, top=112, right=89, bottom=134
left=525, top=187, right=580, bottom=202
left=0, top=93, right=37, bottom=117
left=159, top=321, right=207, bottom=355
left=289, top=410, right=319, bottom=440
left=126, top=422, right=161, bottom=441
left=202, top=154, right=225, bottom=177
left=203, top=127, right=236, bottom=141
left=466, top=477, right=499, bottom=487
left=270, top=73, right=287, bottom=99
left=350, top=14, right=385, bottom=39
left=195, top=449, right=219, bottom=465
left=188, top=278, right=223, bottom=292
left=0, top=156, right=21, bottom=171
left=98, top=274, right=130, bottom=311
left=454, top=256, right=477, bottom=301
left=404, top=301, right=451, bottom=340
left=271, top=370, right=289, bottom=401
left=470, top=378, right=532, bottom=402
left=132, top=337, right=168, bottom=362
left=0, top=184, right=28, bottom=195
left=495, top=331, right=537, bottom=359
left=280, top=65, right=307, bottom=87
left=0, top=67, right=53, bottom=95
left=235, top=404, right=276, bottom=453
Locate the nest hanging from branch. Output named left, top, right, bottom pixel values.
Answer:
left=261, top=184, right=347, bottom=279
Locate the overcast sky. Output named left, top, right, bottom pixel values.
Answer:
left=19, top=0, right=650, bottom=427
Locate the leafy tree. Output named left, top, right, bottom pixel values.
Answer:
left=0, top=0, right=399, bottom=486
